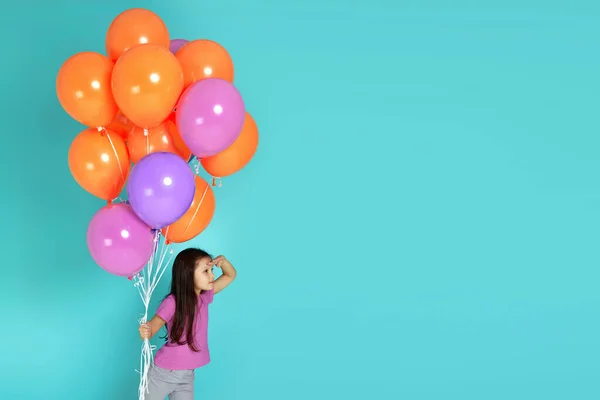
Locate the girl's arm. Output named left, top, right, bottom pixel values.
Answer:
left=212, top=256, right=237, bottom=294
left=139, top=314, right=167, bottom=340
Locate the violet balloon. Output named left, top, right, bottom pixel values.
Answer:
left=176, top=78, right=245, bottom=158
left=170, top=38, right=189, bottom=54
left=127, top=152, right=196, bottom=229
left=87, top=203, right=155, bottom=277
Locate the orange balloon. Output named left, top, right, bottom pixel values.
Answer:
left=56, top=52, right=118, bottom=128
left=111, top=44, right=184, bottom=129
left=68, top=128, right=130, bottom=201
left=176, top=40, right=234, bottom=88
left=105, top=111, right=135, bottom=140
left=201, top=113, right=259, bottom=178
left=105, top=8, right=170, bottom=62
left=162, top=176, right=216, bottom=243
left=127, top=120, right=189, bottom=164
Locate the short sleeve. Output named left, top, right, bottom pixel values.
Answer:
left=156, top=295, right=175, bottom=323
left=201, top=288, right=214, bottom=305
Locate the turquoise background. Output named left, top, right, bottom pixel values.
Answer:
left=1, top=0, right=599, bottom=399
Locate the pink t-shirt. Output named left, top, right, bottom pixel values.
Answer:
left=154, top=289, right=214, bottom=370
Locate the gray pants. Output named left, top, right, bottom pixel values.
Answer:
left=145, top=364, right=195, bottom=400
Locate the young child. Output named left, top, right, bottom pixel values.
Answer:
left=138, top=248, right=237, bottom=400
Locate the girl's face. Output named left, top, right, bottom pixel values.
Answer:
left=194, top=256, right=215, bottom=292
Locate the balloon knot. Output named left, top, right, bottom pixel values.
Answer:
left=128, top=276, right=133, bottom=281
left=212, top=177, right=216, bottom=187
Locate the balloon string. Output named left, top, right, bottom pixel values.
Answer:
left=134, top=233, right=174, bottom=400
left=182, top=184, right=208, bottom=236
left=104, top=129, right=126, bottom=185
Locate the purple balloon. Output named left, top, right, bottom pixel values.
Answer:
left=176, top=78, right=245, bottom=158
left=170, top=38, right=189, bottom=54
left=87, top=203, right=154, bottom=277
left=127, top=152, right=196, bottom=229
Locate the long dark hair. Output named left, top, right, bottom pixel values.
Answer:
left=164, top=247, right=212, bottom=352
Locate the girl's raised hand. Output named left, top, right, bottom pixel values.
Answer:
left=210, top=255, right=236, bottom=294
left=211, top=255, right=226, bottom=268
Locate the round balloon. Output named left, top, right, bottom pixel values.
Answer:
left=176, top=78, right=245, bottom=158
left=170, top=38, right=189, bottom=54
left=87, top=203, right=155, bottom=276
left=68, top=128, right=130, bottom=201
left=175, top=39, right=234, bottom=88
left=105, top=8, right=170, bottom=62
left=111, top=44, right=183, bottom=129
left=127, top=152, right=196, bottom=229
left=56, top=52, right=118, bottom=128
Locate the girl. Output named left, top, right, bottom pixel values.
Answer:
left=138, top=248, right=237, bottom=400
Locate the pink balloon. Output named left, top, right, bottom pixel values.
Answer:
left=176, top=78, right=245, bottom=158
left=86, top=203, right=155, bottom=276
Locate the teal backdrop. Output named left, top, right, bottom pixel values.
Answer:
left=1, top=0, right=599, bottom=399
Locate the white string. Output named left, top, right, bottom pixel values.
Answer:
left=134, top=231, right=174, bottom=400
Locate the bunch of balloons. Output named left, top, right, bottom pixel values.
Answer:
left=56, top=8, right=259, bottom=277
